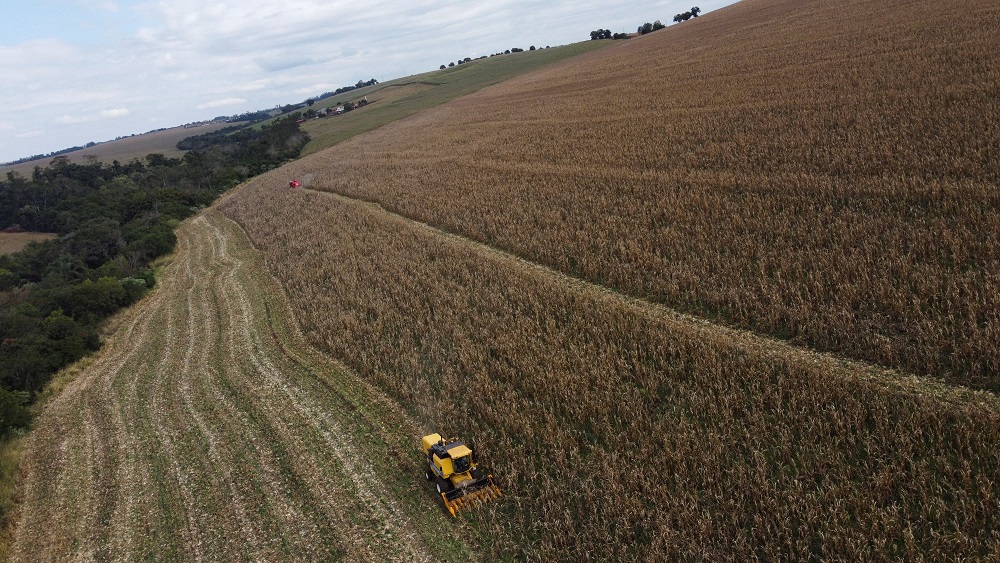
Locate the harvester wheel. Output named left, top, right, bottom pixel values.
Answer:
left=435, top=478, right=452, bottom=494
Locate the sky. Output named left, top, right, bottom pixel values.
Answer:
left=0, top=0, right=734, bottom=164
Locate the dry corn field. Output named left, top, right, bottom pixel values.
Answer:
left=271, top=0, right=1000, bottom=391
left=221, top=182, right=1000, bottom=560
left=10, top=210, right=475, bottom=561
left=215, top=0, right=1000, bottom=559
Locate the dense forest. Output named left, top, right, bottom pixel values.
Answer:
left=0, top=116, right=308, bottom=433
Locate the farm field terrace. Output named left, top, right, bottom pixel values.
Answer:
left=10, top=0, right=1000, bottom=559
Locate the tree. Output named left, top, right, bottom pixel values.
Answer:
left=691, top=6, right=702, bottom=16
left=440, top=64, right=446, bottom=69
left=0, top=268, right=16, bottom=291
left=653, top=20, right=665, bottom=31
left=306, top=98, right=315, bottom=106
left=0, top=113, right=311, bottom=424
left=49, top=156, right=70, bottom=169
left=64, top=219, right=124, bottom=269
left=0, top=386, right=30, bottom=433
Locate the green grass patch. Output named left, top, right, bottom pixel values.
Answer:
left=298, top=41, right=611, bottom=156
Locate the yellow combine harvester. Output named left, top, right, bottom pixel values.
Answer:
left=422, top=433, right=502, bottom=517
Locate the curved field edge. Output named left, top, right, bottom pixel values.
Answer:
left=220, top=175, right=1000, bottom=560
left=8, top=210, right=477, bottom=561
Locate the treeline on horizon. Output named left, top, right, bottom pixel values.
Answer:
left=4, top=141, right=102, bottom=168
left=0, top=116, right=309, bottom=434
left=315, top=78, right=379, bottom=102
left=590, top=6, right=703, bottom=40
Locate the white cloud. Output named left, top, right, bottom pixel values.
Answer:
left=56, top=115, right=94, bottom=125
left=197, top=97, right=248, bottom=110
left=77, top=0, right=120, bottom=11
left=0, top=40, right=84, bottom=85
left=232, top=79, right=273, bottom=93
left=55, top=107, right=131, bottom=124
left=16, top=131, right=44, bottom=139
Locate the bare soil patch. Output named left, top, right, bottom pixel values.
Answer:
left=0, top=232, right=57, bottom=256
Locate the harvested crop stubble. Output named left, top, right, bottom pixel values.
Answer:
left=271, top=0, right=1000, bottom=390
left=11, top=211, right=469, bottom=561
left=221, top=182, right=1000, bottom=561
left=0, top=232, right=57, bottom=256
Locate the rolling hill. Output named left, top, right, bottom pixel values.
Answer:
left=10, top=0, right=1000, bottom=559
left=0, top=123, right=232, bottom=178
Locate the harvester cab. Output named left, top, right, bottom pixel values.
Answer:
left=422, top=433, right=502, bottom=517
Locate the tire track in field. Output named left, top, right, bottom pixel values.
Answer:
left=175, top=219, right=269, bottom=559
left=206, top=218, right=370, bottom=556
left=206, top=215, right=433, bottom=560
left=145, top=231, right=212, bottom=560
left=11, top=211, right=459, bottom=561
left=103, top=275, right=177, bottom=558
left=190, top=216, right=335, bottom=558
